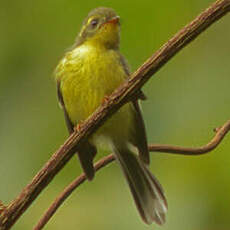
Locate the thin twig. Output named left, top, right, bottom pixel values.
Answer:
left=148, top=120, right=230, bottom=155
left=1, top=0, right=230, bottom=229
left=34, top=155, right=115, bottom=230
left=34, top=120, right=230, bottom=230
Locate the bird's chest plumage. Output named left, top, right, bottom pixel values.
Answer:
left=59, top=44, right=128, bottom=124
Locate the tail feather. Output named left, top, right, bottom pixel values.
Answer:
left=114, top=145, right=167, bottom=225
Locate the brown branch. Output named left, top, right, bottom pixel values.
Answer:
left=148, top=120, right=230, bottom=155
left=0, top=202, right=6, bottom=216
left=0, top=0, right=230, bottom=229
left=33, top=120, right=230, bottom=230
left=34, top=155, right=115, bottom=230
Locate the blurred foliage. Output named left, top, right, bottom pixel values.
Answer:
left=0, top=0, right=230, bottom=229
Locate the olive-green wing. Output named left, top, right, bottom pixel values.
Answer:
left=118, top=53, right=149, bottom=164
left=57, top=80, right=96, bottom=180
left=118, top=53, right=147, bottom=100
left=132, top=100, right=150, bottom=165
left=57, top=80, right=74, bottom=134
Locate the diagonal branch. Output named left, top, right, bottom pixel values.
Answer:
left=33, top=120, right=230, bottom=230
left=0, top=0, right=230, bottom=229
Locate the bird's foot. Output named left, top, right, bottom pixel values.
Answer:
left=102, top=95, right=110, bottom=105
left=74, top=121, right=84, bottom=132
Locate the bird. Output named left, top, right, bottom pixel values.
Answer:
left=55, top=7, right=167, bottom=225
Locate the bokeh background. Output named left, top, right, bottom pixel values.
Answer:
left=1, top=0, right=230, bottom=229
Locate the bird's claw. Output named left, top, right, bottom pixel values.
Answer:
left=102, top=95, right=110, bottom=105
left=74, top=121, right=84, bottom=132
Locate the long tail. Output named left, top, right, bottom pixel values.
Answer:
left=114, top=145, right=168, bottom=225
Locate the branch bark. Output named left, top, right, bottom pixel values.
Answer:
left=33, top=120, right=230, bottom=230
left=0, top=0, right=230, bottom=229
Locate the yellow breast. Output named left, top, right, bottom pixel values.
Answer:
left=56, top=43, right=134, bottom=142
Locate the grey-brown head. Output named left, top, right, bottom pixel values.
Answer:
left=75, top=7, right=120, bottom=49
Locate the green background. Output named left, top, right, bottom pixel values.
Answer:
left=1, top=0, right=230, bottom=229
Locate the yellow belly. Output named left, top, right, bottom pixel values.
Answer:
left=57, top=44, right=134, bottom=143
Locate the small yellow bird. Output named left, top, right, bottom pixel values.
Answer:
left=55, top=7, right=167, bottom=225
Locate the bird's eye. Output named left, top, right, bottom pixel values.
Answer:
left=90, top=18, right=99, bottom=27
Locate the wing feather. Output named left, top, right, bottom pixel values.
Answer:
left=56, top=80, right=96, bottom=180
left=118, top=53, right=149, bottom=164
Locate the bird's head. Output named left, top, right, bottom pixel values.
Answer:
left=76, top=7, right=120, bottom=49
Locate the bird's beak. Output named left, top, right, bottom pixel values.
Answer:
left=105, top=16, right=120, bottom=25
